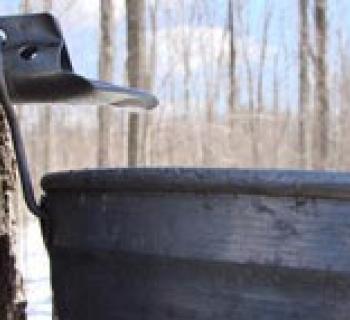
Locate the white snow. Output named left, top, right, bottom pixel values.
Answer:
left=18, top=218, right=52, bottom=320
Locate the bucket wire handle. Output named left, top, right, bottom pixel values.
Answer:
left=0, top=44, right=42, bottom=217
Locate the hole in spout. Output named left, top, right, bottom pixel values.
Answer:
left=19, top=45, right=38, bottom=61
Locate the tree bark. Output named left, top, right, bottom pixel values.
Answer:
left=98, top=0, right=114, bottom=167
left=313, top=0, right=328, bottom=169
left=0, top=109, right=26, bottom=319
left=298, top=0, right=309, bottom=168
left=0, top=2, right=32, bottom=319
left=126, top=0, right=146, bottom=167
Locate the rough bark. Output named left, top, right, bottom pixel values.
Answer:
left=0, top=109, right=26, bottom=319
left=127, top=0, right=146, bottom=167
left=313, top=0, right=328, bottom=169
left=299, top=0, right=309, bottom=168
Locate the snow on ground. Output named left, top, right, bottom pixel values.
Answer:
left=18, top=218, right=52, bottom=320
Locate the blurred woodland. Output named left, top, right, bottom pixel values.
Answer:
left=14, top=0, right=348, bottom=175
left=13, top=0, right=350, bottom=179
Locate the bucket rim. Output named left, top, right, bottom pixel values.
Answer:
left=41, top=167, right=350, bottom=199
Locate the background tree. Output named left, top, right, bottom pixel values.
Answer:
left=298, top=0, right=309, bottom=168
left=228, top=0, right=236, bottom=142
left=313, top=0, right=328, bottom=169
left=126, top=0, right=146, bottom=167
left=98, top=0, right=115, bottom=167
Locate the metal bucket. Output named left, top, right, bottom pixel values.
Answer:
left=41, top=168, right=350, bottom=320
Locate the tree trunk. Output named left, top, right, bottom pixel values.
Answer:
left=313, top=0, right=328, bottom=169
left=298, top=0, right=309, bottom=168
left=0, top=109, right=26, bottom=319
left=0, top=2, right=32, bottom=319
left=126, top=0, right=146, bottom=167
left=98, top=0, right=114, bottom=167
left=228, top=0, right=236, bottom=135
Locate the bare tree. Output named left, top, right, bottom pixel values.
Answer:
left=98, top=0, right=115, bottom=167
left=227, top=0, right=236, bottom=135
left=313, top=0, right=328, bottom=169
left=298, top=0, right=309, bottom=168
left=126, top=0, right=146, bottom=167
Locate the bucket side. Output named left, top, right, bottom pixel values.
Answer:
left=43, top=188, right=350, bottom=320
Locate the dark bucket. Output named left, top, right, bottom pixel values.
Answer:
left=41, top=168, right=350, bottom=320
